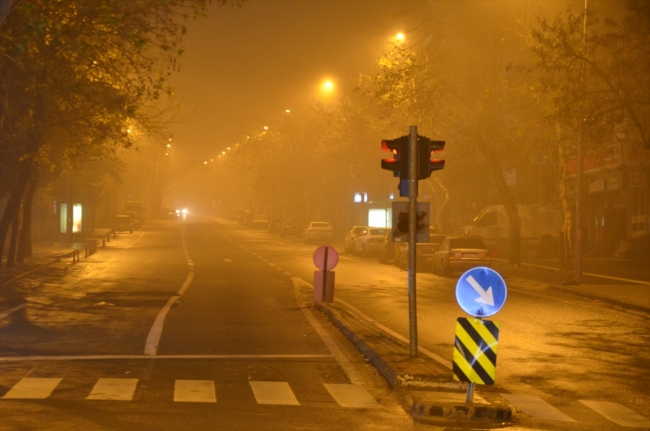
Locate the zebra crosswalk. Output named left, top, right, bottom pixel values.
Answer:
left=1, top=377, right=381, bottom=409
left=419, top=391, right=650, bottom=428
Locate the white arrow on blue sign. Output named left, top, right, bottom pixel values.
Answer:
left=455, top=267, right=507, bottom=318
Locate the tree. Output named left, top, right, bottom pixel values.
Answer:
left=0, top=0, right=244, bottom=270
left=527, top=1, right=650, bottom=269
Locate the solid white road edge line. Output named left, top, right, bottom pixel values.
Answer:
left=144, top=295, right=180, bottom=355
left=145, top=227, right=196, bottom=355
left=291, top=278, right=365, bottom=386
left=0, top=303, right=27, bottom=319
left=493, top=258, right=650, bottom=286
left=0, top=354, right=335, bottom=361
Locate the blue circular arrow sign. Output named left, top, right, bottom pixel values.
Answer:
left=455, top=267, right=507, bottom=318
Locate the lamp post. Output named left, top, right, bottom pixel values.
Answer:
left=575, top=0, right=588, bottom=284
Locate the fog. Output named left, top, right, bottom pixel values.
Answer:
left=2, top=0, right=645, bottom=265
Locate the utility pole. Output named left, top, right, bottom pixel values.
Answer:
left=407, top=126, right=419, bottom=358
left=67, top=171, right=73, bottom=244
left=575, top=0, right=588, bottom=284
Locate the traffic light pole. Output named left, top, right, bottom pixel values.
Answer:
left=408, top=126, right=418, bottom=358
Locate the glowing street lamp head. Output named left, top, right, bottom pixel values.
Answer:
left=322, top=80, right=334, bottom=92
left=395, top=32, right=405, bottom=43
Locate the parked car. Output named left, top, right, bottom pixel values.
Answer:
left=303, top=221, right=334, bottom=244
left=268, top=218, right=284, bottom=234
left=279, top=220, right=302, bottom=238
left=112, top=215, right=134, bottom=233
left=352, top=227, right=388, bottom=257
left=251, top=215, right=269, bottom=229
left=344, top=226, right=368, bottom=253
left=122, top=210, right=140, bottom=229
left=239, top=210, right=254, bottom=226
left=378, top=231, right=396, bottom=264
left=432, top=236, right=492, bottom=276
left=394, top=234, right=446, bottom=270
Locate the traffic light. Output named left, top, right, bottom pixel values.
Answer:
left=417, top=137, right=446, bottom=180
left=381, top=136, right=409, bottom=180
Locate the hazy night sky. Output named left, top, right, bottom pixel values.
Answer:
left=170, top=0, right=408, bottom=167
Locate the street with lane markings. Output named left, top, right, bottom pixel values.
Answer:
left=1, top=215, right=648, bottom=430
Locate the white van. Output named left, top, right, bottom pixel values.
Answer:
left=462, top=205, right=561, bottom=255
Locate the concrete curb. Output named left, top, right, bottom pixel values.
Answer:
left=547, top=284, right=650, bottom=314
left=411, top=400, right=512, bottom=426
left=314, top=301, right=513, bottom=425
left=314, top=302, right=399, bottom=386
left=0, top=258, right=60, bottom=287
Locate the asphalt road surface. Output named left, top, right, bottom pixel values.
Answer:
left=0, top=217, right=417, bottom=431
left=1, top=215, right=648, bottom=431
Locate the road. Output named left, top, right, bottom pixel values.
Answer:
left=1, top=215, right=648, bottom=430
left=0, top=217, right=416, bottom=431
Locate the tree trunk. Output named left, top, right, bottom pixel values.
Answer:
left=0, top=154, right=33, bottom=271
left=556, top=125, right=574, bottom=277
left=482, top=142, right=522, bottom=266
left=6, top=214, right=20, bottom=267
left=16, top=173, right=37, bottom=262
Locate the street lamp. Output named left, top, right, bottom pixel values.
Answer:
left=395, top=32, right=405, bottom=43
left=322, top=80, right=334, bottom=93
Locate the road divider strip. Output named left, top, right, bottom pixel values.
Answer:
left=332, top=297, right=452, bottom=370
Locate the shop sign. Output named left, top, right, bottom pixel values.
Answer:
left=567, top=143, right=621, bottom=176
left=606, top=175, right=621, bottom=191
left=589, top=179, right=605, bottom=194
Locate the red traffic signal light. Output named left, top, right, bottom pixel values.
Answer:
left=381, top=136, right=409, bottom=179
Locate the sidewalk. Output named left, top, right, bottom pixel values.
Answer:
left=494, top=258, right=650, bottom=314
left=0, top=229, right=112, bottom=286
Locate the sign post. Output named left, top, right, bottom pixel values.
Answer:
left=407, top=126, right=418, bottom=358
left=313, top=246, right=339, bottom=303
left=454, top=266, right=507, bottom=402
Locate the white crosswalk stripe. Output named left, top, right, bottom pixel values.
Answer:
left=502, top=394, right=576, bottom=422
left=86, top=378, right=138, bottom=401
left=1, top=378, right=62, bottom=399
left=249, top=381, right=299, bottom=405
left=16, top=376, right=647, bottom=426
left=174, top=380, right=216, bottom=403
left=580, top=400, right=650, bottom=428
left=324, top=384, right=380, bottom=408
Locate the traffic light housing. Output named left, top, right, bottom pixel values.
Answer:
left=417, top=137, right=446, bottom=180
left=381, top=136, right=409, bottom=180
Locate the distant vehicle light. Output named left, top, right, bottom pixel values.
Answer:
left=175, top=209, right=180, bottom=214
left=182, top=208, right=188, bottom=215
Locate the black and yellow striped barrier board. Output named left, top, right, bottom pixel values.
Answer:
left=453, top=317, right=499, bottom=385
